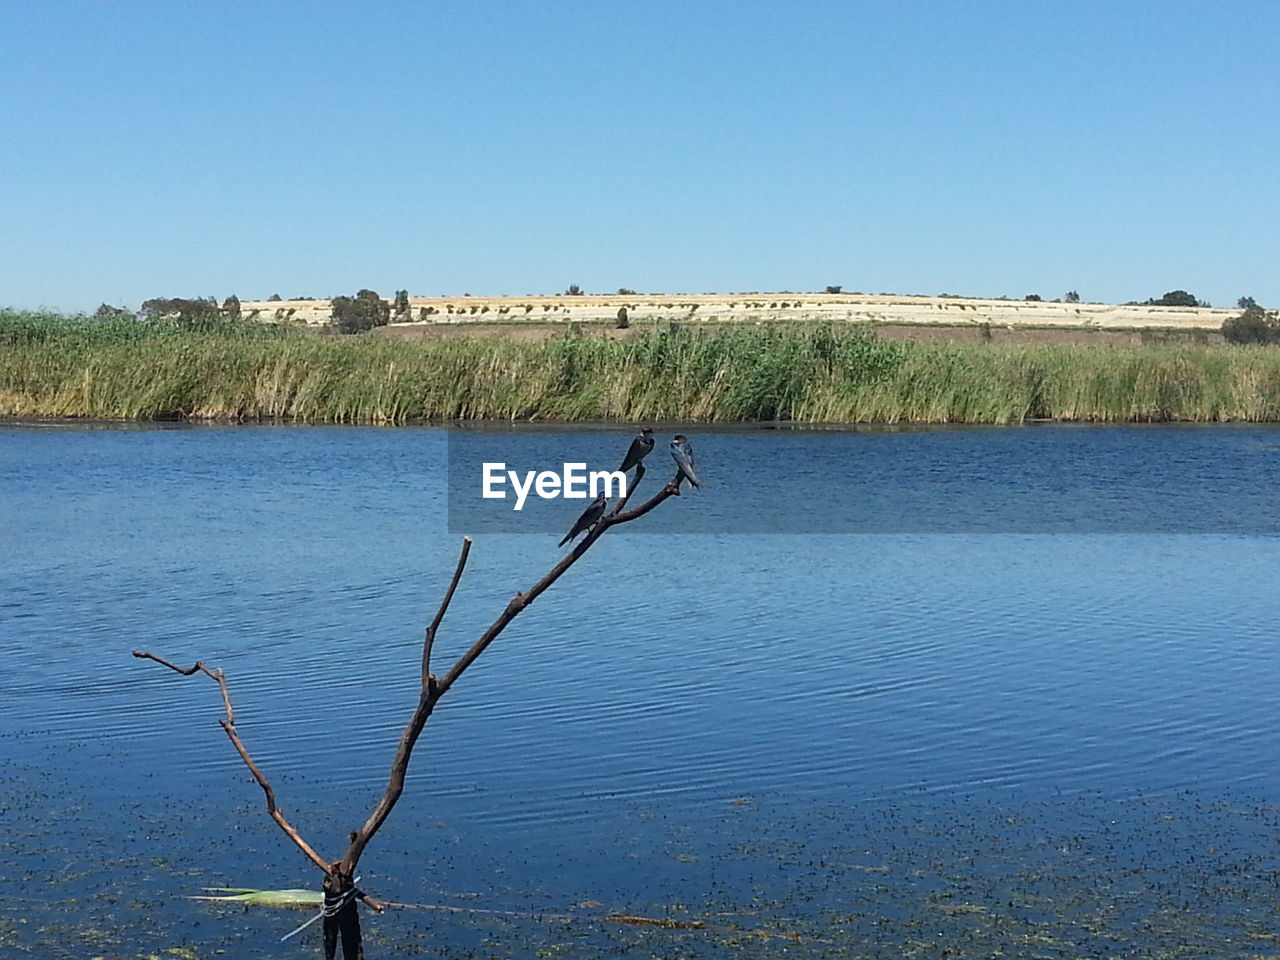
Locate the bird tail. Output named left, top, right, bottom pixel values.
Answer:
left=558, top=531, right=573, bottom=547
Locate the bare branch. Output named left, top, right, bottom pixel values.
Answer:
left=343, top=536, right=476, bottom=871
left=341, top=686, right=439, bottom=874
left=436, top=470, right=683, bottom=699
left=131, top=650, right=210, bottom=677
left=423, top=537, right=472, bottom=684
left=135, top=451, right=693, bottom=898
left=131, top=650, right=331, bottom=874
left=342, top=469, right=689, bottom=875
left=605, top=473, right=683, bottom=525
left=611, top=460, right=646, bottom=516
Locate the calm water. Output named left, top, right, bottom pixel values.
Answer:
left=3, top=423, right=1279, bottom=958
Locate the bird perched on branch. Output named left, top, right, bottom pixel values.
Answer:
left=559, top=494, right=608, bottom=547
left=670, top=435, right=701, bottom=488
left=618, top=426, right=655, bottom=473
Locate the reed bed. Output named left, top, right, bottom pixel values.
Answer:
left=3, top=310, right=1279, bottom=424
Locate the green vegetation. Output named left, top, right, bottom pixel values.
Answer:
left=139, top=296, right=225, bottom=327
left=393, top=288, right=410, bottom=320
left=1221, top=302, right=1280, bottom=345
left=330, top=289, right=390, bottom=334
left=4, top=309, right=1280, bottom=424
left=1143, top=289, right=1209, bottom=308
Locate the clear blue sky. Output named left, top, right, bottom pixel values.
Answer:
left=3, top=1, right=1276, bottom=312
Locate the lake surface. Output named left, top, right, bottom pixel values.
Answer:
left=3, top=422, right=1279, bottom=958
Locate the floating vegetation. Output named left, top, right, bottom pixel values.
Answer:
left=189, top=887, right=322, bottom=909
left=4, top=309, right=1280, bottom=424
left=4, top=756, right=1279, bottom=960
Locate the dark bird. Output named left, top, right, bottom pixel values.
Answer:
left=618, top=426, right=655, bottom=473
left=670, top=435, right=701, bottom=488
left=559, top=494, right=607, bottom=547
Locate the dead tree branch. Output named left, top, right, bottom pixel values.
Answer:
left=129, top=651, right=330, bottom=873
left=423, top=536, right=472, bottom=684
left=341, top=469, right=686, bottom=875
left=134, top=457, right=691, bottom=958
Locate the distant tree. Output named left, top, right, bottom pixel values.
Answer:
left=616, top=288, right=637, bottom=296
left=825, top=285, right=843, bottom=295
left=1222, top=304, right=1280, bottom=345
left=1238, top=296, right=1260, bottom=311
left=222, top=295, right=241, bottom=320
left=139, top=297, right=222, bottom=327
left=331, top=289, right=391, bottom=334
left=94, top=303, right=133, bottom=322
left=330, top=297, right=363, bottom=333
left=267, top=293, right=283, bottom=302
left=1025, top=294, right=1042, bottom=301
left=564, top=284, right=584, bottom=296
left=1064, top=290, right=1081, bottom=303
left=393, top=289, right=410, bottom=318
left=1146, top=290, right=1199, bottom=307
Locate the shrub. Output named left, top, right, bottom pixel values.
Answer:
left=1222, top=306, right=1280, bottom=345
left=140, top=297, right=223, bottom=328
left=331, top=289, right=390, bottom=334
left=1065, top=291, right=1081, bottom=303
left=825, top=285, right=842, bottom=294
left=94, top=303, right=134, bottom=322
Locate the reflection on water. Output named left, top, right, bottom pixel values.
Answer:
left=2, top=423, right=1279, bottom=957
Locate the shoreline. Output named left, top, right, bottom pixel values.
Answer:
left=6, top=414, right=1279, bottom=433
left=5, top=318, right=1279, bottom=426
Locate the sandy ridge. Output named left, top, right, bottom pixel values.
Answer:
left=238, top=293, right=1235, bottom=331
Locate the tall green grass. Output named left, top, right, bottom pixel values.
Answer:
left=3, top=310, right=1279, bottom=424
